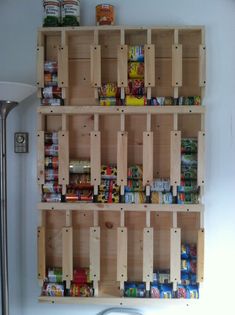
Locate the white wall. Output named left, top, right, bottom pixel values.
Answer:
left=1, top=0, right=235, bottom=315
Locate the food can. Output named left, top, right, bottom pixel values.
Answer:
left=181, top=165, right=197, bottom=180
left=44, top=61, right=58, bottom=73
left=177, top=192, right=199, bottom=204
left=178, top=180, right=198, bottom=193
left=45, top=169, right=59, bottom=181
left=150, top=97, right=165, bottom=106
left=99, top=97, right=122, bottom=106
left=125, top=179, right=143, bottom=192
left=45, top=157, right=59, bottom=169
left=66, top=190, right=93, bottom=202
left=151, top=284, right=160, bottom=298
left=181, top=154, right=197, bottom=166
left=42, top=86, right=62, bottom=99
left=128, top=46, right=144, bottom=62
left=45, top=132, right=58, bottom=145
left=126, top=95, right=147, bottom=106
left=127, top=165, right=143, bottom=179
left=73, top=268, right=91, bottom=284
left=98, top=190, right=119, bottom=203
left=69, top=174, right=91, bottom=185
left=181, top=259, right=197, bottom=274
left=96, top=4, right=115, bottom=26
left=101, top=165, right=117, bottom=179
left=181, top=138, right=198, bottom=153
left=125, top=192, right=145, bottom=204
left=151, top=178, right=171, bottom=192
left=41, top=98, right=63, bottom=106
left=42, top=282, right=64, bottom=296
left=70, top=283, right=93, bottom=297
left=43, top=193, right=61, bottom=202
left=43, top=0, right=61, bottom=27
left=177, top=284, right=199, bottom=299
left=47, top=267, right=62, bottom=283
left=69, top=160, right=91, bottom=174
left=44, top=73, right=58, bottom=87
left=99, top=83, right=120, bottom=98
left=45, top=144, right=58, bottom=157
left=159, top=284, right=173, bottom=298
left=151, top=192, right=173, bottom=204
left=99, top=179, right=120, bottom=193
left=125, top=79, right=145, bottom=96
left=128, top=62, right=144, bottom=79
left=62, top=0, right=80, bottom=26
left=124, top=282, right=146, bottom=298
left=42, top=182, right=61, bottom=193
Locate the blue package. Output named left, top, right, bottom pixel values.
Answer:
left=159, top=284, right=173, bottom=298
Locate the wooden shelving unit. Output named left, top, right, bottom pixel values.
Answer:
left=36, top=25, right=205, bottom=304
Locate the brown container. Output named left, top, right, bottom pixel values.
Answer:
left=96, top=4, right=115, bottom=25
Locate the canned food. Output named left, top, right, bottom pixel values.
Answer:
left=96, top=4, right=115, bottom=26
left=128, top=46, right=144, bottom=62
left=44, top=73, right=58, bottom=87
left=45, top=144, right=58, bottom=157
left=62, top=0, right=80, bottom=26
left=45, top=157, right=59, bottom=169
left=99, top=179, right=120, bottom=193
left=41, top=98, right=63, bottom=106
left=125, top=192, right=145, bottom=204
left=128, top=62, right=144, bottom=79
left=42, top=182, right=61, bottom=193
left=66, top=190, right=93, bottom=202
left=151, top=192, right=173, bottom=204
left=177, top=284, right=199, bottom=299
left=177, top=192, right=199, bottom=204
left=43, top=193, right=61, bottom=202
left=42, top=86, right=62, bottom=99
left=150, top=97, right=165, bottom=106
left=127, top=165, right=143, bottom=179
left=43, top=0, right=61, bottom=27
left=151, top=178, right=171, bottom=192
left=159, top=284, right=173, bottom=298
left=177, top=180, right=198, bottom=193
left=98, top=190, right=119, bottom=203
left=70, top=283, right=93, bottom=297
left=178, top=96, right=201, bottom=106
left=126, top=95, right=147, bottom=106
left=101, top=165, right=117, bottom=179
left=45, top=133, right=58, bottom=145
left=69, top=160, right=91, bottom=174
left=125, top=79, right=145, bottom=96
left=45, top=169, right=58, bottom=181
left=73, top=268, right=91, bottom=284
left=69, top=174, right=91, bottom=186
left=99, top=83, right=120, bottom=98
left=157, top=270, right=171, bottom=284
left=181, top=154, right=197, bottom=166
left=44, top=61, right=58, bottom=73
left=181, top=165, right=197, bottom=180
left=47, top=267, right=62, bottom=283
left=124, top=282, right=146, bottom=298
left=42, top=282, right=64, bottom=296
left=181, top=259, right=197, bottom=274
left=181, top=138, right=198, bottom=153
left=99, top=97, right=122, bottom=106
left=125, top=179, right=143, bottom=192
left=151, top=284, right=160, bottom=298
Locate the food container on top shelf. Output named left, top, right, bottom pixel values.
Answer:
left=96, top=4, right=115, bottom=25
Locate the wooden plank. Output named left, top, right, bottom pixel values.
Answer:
left=62, top=227, right=73, bottom=288
left=172, top=44, right=182, bottom=87
left=199, top=45, right=206, bottom=87
left=117, top=227, right=127, bottom=282
left=144, top=44, right=155, bottom=87
left=143, top=131, right=153, bottom=186
left=90, top=131, right=101, bottom=186
left=117, top=45, right=128, bottom=88
left=37, top=227, right=46, bottom=281
left=90, top=45, right=101, bottom=87
left=36, top=46, right=44, bottom=88
left=89, top=227, right=100, bottom=280
left=37, top=131, right=45, bottom=185
left=170, top=228, right=181, bottom=283
left=170, top=131, right=181, bottom=195
left=58, top=130, right=69, bottom=185
left=197, top=131, right=205, bottom=186
left=197, top=228, right=204, bottom=283
left=117, top=131, right=128, bottom=186
left=143, top=228, right=153, bottom=282
left=58, top=45, right=69, bottom=87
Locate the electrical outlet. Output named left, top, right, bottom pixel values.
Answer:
left=14, top=132, right=29, bottom=153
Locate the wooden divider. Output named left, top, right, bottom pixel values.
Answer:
left=197, top=131, right=205, bottom=187
left=58, top=33, right=68, bottom=88
left=197, top=228, right=205, bottom=283
left=144, top=44, right=155, bottom=93
left=90, top=45, right=101, bottom=90
left=117, top=132, right=128, bottom=187
left=37, top=226, right=46, bottom=285
left=199, top=45, right=206, bottom=87
left=37, top=131, right=45, bottom=185
left=90, top=227, right=100, bottom=296
left=117, top=45, right=128, bottom=88
left=170, top=227, right=181, bottom=290
left=170, top=130, right=181, bottom=196
left=172, top=30, right=182, bottom=98
left=62, top=226, right=73, bottom=288
left=143, top=228, right=153, bottom=292
left=36, top=46, right=44, bottom=88
left=143, top=132, right=153, bottom=186
left=58, top=130, right=69, bottom=194
left=117, top=227, right=128, bottom=290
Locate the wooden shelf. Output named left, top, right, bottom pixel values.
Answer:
left=37, top=202, right=204, bottom=212
left=37, top=105, right=205, bottom=115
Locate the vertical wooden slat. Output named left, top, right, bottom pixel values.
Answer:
left=172, top=44, right=182, bottom=87
left=37, top=226, right=46, bottom=284
left=37, top=131, right=45, bottom=185
left=170, top=131, right=181, bottom=196
left=58, top=45, right=68, bottom=88
left=36, top=46, right=44, bottom=88
left=117, top=45, right=128, bottom=88
left=143, top=131, right=153, bottom=186
left=198, top=131, right=205, bottom=186
left=143, top=228, right=153, bottom=287
left=117, top=131, right=128, bottom=186
left=62, top=227, right=73, bottom=288
left=197, top=228, right=205, bottom=283
left=90, top=226, right=100, bottom=296
left=58, top=130, right=69, bottom=187
left=90, top=131, right=101, bottom=186
left=117, top=227, right=127, bottom=284
left=199, top=45, right=206, bottom=87
left=144, top=44, right=155, bottom=88
left=170, top=228, right=181, bottom=286
left=90, top=45, right=101, bottom=88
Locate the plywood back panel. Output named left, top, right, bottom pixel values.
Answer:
left=68, top=31, right=94, bottom=59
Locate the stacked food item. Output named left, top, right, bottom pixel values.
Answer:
left=150, top=270, right=173, bottom=298
left=41, top=61, right=63, bottom=106
left=124, top=165, right=145, bottom=203
left=43, top=132, right=62, bottom=202
left=98, top=165, right=119, bottom=203
left=178, top=138, right=199, bottom=204
left=177, top=243, right=199, bottom=298
left=126, top=46, right=147, bottom=106
left=42, top=267, right=93, bottom=297
left=150, top=96, right=201, bottom=106
left=150, top=178, right=173, bottom=204
left=99, top=83, right=122, bottom=106
left=66, top=160, right=93, bottom=202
